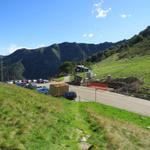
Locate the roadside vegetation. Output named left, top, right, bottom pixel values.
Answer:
left=0, top=83, right=150, bottom=150
left=53, top=76, right=64, bottom=82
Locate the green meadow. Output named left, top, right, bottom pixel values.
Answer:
left=92, top=55, right=150, bottom=88
left=0, top=83, right=150, bottom=150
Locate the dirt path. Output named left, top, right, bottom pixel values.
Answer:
left=63, top=76, right=71, bottom=82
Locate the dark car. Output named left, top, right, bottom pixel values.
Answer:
left=37, top=87, right=49, bottom=94
left=63, top=91, right=77, bottom=100
left=37, top=79, right=44, bottom=83
left=16, top=82, right=27, bottom=87
left=25, top=83, right=37, bottom=90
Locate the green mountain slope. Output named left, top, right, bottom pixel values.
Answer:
left=1, top=42, right=116, bottom=80
left=93, top=55, right=150, bottom=88
left=0, top=84, right=150, bottom=150
left=92, top=26, right=150, bottom=89
left=117, top=26, right=150, bottom=59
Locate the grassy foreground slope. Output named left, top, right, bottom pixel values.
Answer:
left=92, top=55, right=150, bottom=88
left=0, top=84, right=150, bottom=150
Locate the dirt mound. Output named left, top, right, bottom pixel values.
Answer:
left=104, top=76, right=143, bottom=94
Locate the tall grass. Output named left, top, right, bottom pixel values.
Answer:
left=0, top=84, right=150, bottom=150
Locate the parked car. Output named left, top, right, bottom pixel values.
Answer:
left=32, top=79, right=37, bottom=83
left=25, top=83, right=37, bottom=89
left=7, top=80, right=14, bottom=84
left=37, top=87, right=49, bottom=94
left=16, top=82, right=27, bottom=87
left=43, top=80, right=49, bottom=83
left=63, top=91, right=77, bottom=100
left=37, top=79, right=44, bottom=83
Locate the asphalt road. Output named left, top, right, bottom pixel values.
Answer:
left=69, top=85, right=150, bottom=117
left=37, top=81, right=150, bottom=117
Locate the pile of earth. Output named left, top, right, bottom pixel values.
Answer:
left=102, top=76, right=150, bottom=100
left=104, top=76, right=143, bottom=92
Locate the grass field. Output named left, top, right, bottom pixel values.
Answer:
left=92, top=55, right=150, bottom=88
left=0, top=84, right=150, bottom=150
left=53, top=76, right=64, bottom=82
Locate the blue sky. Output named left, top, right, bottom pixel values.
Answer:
left=0, top=0, right=150, bottom=55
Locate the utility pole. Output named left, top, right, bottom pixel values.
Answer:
left=0, top=56, right=4, bottom=82
left=95, top=88, right=97, bottom=102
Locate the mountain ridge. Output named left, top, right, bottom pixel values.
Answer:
left=1, top=26, right=150, bottom=80
left=91, top=26, right=150, bottom=93
left=88, top=26, right=150, bottom=62
left=1, top=41, right=117, bottom=80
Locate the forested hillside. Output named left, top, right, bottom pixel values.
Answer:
left=1, top=42, right=115, bottom=80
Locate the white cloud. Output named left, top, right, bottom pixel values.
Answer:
left=92, top=0, right=111, bottom=18
left=83, top=34, right=87, bottom=38
left=6, top=44, right=46, bottom=54
left=88, top=33, right=94, bottom=38
left=120, top=14, right=132, bottom=19
left=83, top=33, right=94, bottom=38
left=7, top=44, right=24, bottom=54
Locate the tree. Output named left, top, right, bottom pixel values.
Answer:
left=59, top=61, right=75, bottom=75
left=4, top=61, right=25, bottom=80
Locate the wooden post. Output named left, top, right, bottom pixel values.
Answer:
left=95, top=88, right=97, bottom=102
